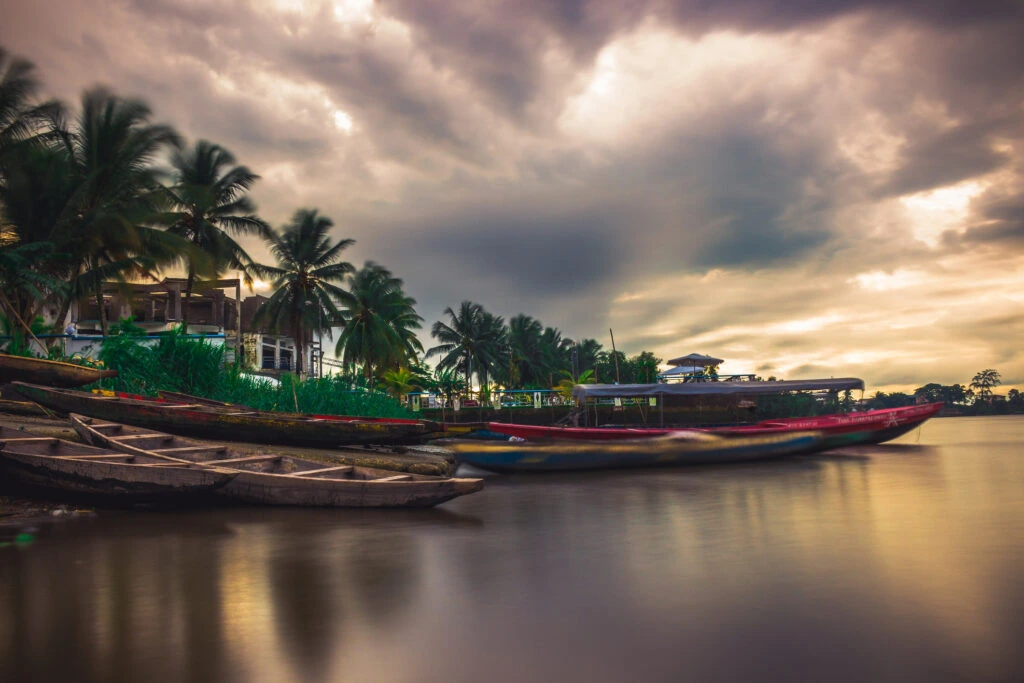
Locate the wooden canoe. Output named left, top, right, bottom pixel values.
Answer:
left=0, top=354, right=117, bottom=388
left=448, top=430, right=823, bottom=473
left=13, top=382, right=435, bottom=447
left=0, top=425, right=235, bottom=502
left=70, top=414, right=483, bottom=508
left=486, top=402, right=944, bottom=448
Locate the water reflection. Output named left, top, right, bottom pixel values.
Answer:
left=2, top=418, right=1023, bottom=682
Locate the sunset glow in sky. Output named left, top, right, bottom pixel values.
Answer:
left=3, top=0, right=1022, bottom=393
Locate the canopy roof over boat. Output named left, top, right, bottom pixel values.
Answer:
left=666, top=353, right=724, bottom=367
left=572, top=378, right=865, bottom=400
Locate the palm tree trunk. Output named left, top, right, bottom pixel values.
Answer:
left=182, top=266, right=195, bottom=334
left=50, top=264, right=81, bottom=341
left=294, top=316, right=305, bottom=375
left=95, top=281, right=108, bottom=336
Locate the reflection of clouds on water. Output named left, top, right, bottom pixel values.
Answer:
left=268, top=540, right=340, bottom=682
left=2, top=420, right=1024, bottom=682
left=0, top=517, right=237, bottom=683
left=346, top=534, right=419, bottom=628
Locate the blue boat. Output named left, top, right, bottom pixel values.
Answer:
left=450, top=431, right=822, bottom=473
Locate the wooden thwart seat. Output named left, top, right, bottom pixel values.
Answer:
left=151, top=446, right=227, bottom=455
left=288, top=465, right=354, bottom=477
left=203, top=454, right=283, bottom=466
left=57, top=454, right=135, bottom=460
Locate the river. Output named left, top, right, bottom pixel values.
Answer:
left=2, top=416, right=1023, bottom=682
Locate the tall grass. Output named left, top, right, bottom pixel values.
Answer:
left=95, top=328, right=412, bottom=418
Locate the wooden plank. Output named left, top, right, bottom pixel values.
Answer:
left=288, top=465, right=354, bottom=477
left=152, top=446, right=227, bottom=455
left=114, top=434, right=176, bottom=441
left=204, top=454, right=282, bottom=466
left=55, top=454, right=135, bottom=460
left=0, top=436, right=58, bottom=444
left=373, top=474, right=413, bottom=482
left=221, top=411, right=260, bottom=415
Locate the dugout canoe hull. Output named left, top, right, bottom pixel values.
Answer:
left=71, top=414, right=483, bottom=508
left=13, top=382, right=433, bottom=447
left=0, top=354, right=117, bottom=388
left=0, top=426, right=234, bottom=503
left=450, top=431, right=822, bottom=473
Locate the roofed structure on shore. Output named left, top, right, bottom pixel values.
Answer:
left=573, top=378, right=865, bottom=401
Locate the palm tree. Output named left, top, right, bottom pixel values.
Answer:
left=50, top=88, right=184, bottom=335
left=427, top=301, right=504, bottom=392
left=164, top=140, right=271, bottom=332
left=379, top=366, right=420, bottom=401
left=970, top=369, right=1001, bottom=402
left=504, top=314, right=544, bottom=388
left=0, top=141, right=73, bottom=349
left=553, top=368, right=595, bottom=401
left=576, top=338, right=603, bottom=376
left=0, top=47, right=60, bottom=179
left=538, top=325, right=572, bottom=383
left=252, top=208, right=353, bottom=376
left=0, top=48, right=64, bottom=348
left=334, top=261, right=423, bottom=381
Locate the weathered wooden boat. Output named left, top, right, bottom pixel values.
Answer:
left=449, top=430, right=822, bottom=473
left=13, top=382, right=435, bottom=447
left=487, top=402, right=943, bottom=449
left=0, top=425, right=235, bottom=502
left=0, top=354, right=117, bottom=388
left=71, top=415, right=484, bottom=507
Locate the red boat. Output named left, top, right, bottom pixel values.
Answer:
left=487, top=402, right=944, bottom=449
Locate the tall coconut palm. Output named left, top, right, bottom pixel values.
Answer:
left=0, top=141, right=75, bottom=347
left=504, top=314, right=544, bottom=388
left=334, top=261, right=423, bottom=381
left=51, top=87, right=185, bottom=335
left=164, top=140, right=271, bottom=332
left=252, top=208, right=353, bottom=375
left=0, top=47, right=60, bottom=179
left=0, top=48, right=64, bottom=346
left=575, top=338, right=603, bottom=376
left=427, top=301, right=504, bottom=391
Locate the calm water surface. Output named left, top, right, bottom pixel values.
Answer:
left=2, top=416, right=1024, bottom=682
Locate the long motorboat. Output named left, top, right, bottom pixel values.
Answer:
left=0, top=426, right=235, bottom=503
left=13, top=382, right=436, bottom=447
left=487, top=402, right=944, bottom=448
left=0, top=354, right=117, bottom=388
left=449, top=430, right=822, bottom=473
left=71, top=415, right=483, bottom=507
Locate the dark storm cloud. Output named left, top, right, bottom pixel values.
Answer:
left=3, top=0, right=1024, bottom=389
left=954, top=192, right=1024, bottom=247
left=879, top=121, right=1014, bottom=198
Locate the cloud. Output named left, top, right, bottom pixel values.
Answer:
left=1, top=0, right=1023, bottom=392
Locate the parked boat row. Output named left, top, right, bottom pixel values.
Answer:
left=0, top=378, right=944, bottom=503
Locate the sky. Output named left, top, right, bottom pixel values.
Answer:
left=2, top=0, right=1023, bottom=394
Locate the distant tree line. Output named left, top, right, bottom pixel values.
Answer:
left=868, top=369, right=1023, bottom=415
